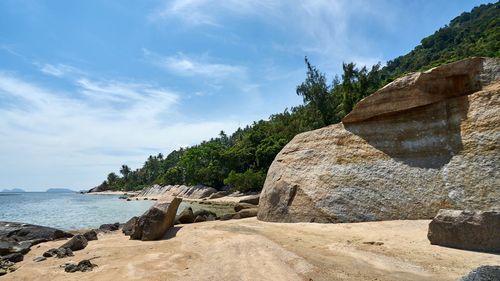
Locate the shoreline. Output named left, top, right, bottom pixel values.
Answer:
left=3, top=218, right=499, bottom=281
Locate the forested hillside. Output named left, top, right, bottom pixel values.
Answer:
left=95, top=2, right=499, bottom=192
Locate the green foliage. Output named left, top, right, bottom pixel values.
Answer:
left=94, top=3, right=498, bottom=192
left=224, top=170, right=267, bottom=192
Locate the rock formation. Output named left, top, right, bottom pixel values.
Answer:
left=129, top=197, right=182, bottom=241
left=137, top=184, right=217, bottom=200
left=258, top=57, right=500, bottom=223
left=428, top=209, right=499, bottom=253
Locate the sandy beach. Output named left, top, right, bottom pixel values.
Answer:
left=4, top=218, right=499, bottom=281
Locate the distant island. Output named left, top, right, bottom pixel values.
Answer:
left=45, top=188, right=75, bottom=193
left=1, top=188, right=26, bottom=193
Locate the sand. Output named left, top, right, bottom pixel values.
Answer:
left=4, top=218, right=499, bottom=281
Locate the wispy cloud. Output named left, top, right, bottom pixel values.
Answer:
left=143, top=49, right=245, bottom=79
left=39, top=63, right=83, bottom=77
left=150, top=0, right=393, bottom=67
left=0, top=72, right=240, bottom=188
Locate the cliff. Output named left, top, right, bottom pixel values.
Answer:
left=258, top=57, right=500, bottom=223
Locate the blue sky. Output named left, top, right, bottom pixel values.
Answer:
left=0, top=0, right=492, bottom=191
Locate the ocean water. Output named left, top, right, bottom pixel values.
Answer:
left=0, top=192, right=155, bottom=230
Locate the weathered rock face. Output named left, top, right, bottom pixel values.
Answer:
left=428, top=209, right=500, bottom=253
left=258, top=57, right=500, bottom=223
left=459, top=265, right=500, bottom=281
left=129, top=197, right=182, bottom=241
left=138, top=184, right=217, bottom=200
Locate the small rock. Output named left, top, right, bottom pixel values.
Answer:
left=193, top=209, right=216, bottom=218
left=239, top=194, right=259, bottom=205
left=43, top=248, right=74, bottom=258
left=459, top=265, right=500, bottom=281
left=234, top=203, right=257, bottom=212
left=194, top=215, right=206, bottom=223
left=363, top=241, right=384, bottom=246
left=83, top=230, right=98, bottom=241
left=220, top=214, right=234, bottom=221
left=126, top=198, right=131, bottom=201
left=1, top=253, right=23, bottom=263
left=60, top=235, right=88, bottom=251
left=33, top=256, right=46, bottom=262
left=99, top=223, right=120, bottom=232
left=176, top=207, right=195, bottom=224
left=236, top=208, right=258, bottom=219
left=64, top=259, right=97, bottom=273
left=0, top=268, right=6, bottom=276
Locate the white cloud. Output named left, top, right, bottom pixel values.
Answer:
left=39, top=63, right=82, bottom=77
left=150, top=0, right=394, bottom=68
left=143, top=49, right=245, bottom=79
left=0, top=73, right=240, bottom=189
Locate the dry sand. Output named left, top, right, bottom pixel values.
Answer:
left=4, top=218, right=499, bottom=281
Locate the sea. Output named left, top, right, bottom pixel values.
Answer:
left=0, top=192, right=154, bottom=230
left=0, top=192, right=235, bottom=231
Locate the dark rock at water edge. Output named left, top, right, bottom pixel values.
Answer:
left=176, top=207, right=195, bottom=224
left=129, top=197, right=182, bottom=241
left=83, top=230, right=98, bottom=241
left=428, top=210, right=500, bottom=253
left=194, top=215, right=206, bottom=223
left=122, top=216, right=138, bottom=236
left=193, top=209, right=216, bottom=218
left=459, top=265, right=500, bottom=281
left=64, top=259, right=97, bottom=273
left=220, top=214, right=234, bottom=221
left=99, top=223, right=120, bottom=232
left=0, top=221, right=73, bottom=244
left=60, top=235, right=88, bottom=251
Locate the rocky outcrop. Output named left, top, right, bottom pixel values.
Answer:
left=137, top=184, right=217, bottom=199
left=258, top=57, right=500, bottom=223
left=428, top=209, right=500, bottom=253
left=129, top=197, right=182, bottom=241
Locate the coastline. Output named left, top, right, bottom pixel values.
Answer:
left=85, top=191, right=138, bottom=196
left=3, top=218, right=499, bottom=281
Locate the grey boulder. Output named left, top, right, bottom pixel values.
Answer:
left=130, top=197, right=182, bottom=241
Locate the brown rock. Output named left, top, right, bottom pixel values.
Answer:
left=59, top=235, right=87, bottom=251
left=130, top=197, right=182, bottom=241
left=176, top=207, right=195, bottom=224
left=239, top=194, right=259, bottom=205
left=258, top=58, right=500, bottom=223
left=234, top=203, right=257, bottom=212
left=122, top=217, right=138, bottom=236
left=428, top=209, right=500, bottom=253
left=236, top=208, right=258, bottom=219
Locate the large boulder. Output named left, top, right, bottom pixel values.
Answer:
left=122, top=216, right=138, bottom=236
left=129, top=197, right=182, bottom=241
left=258, top=57, right=500, bottom=223
left=428, top=209, right=500, bottom=253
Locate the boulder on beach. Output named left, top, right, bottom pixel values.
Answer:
left=64, top=259, right=97, bottom=273
left=0, top=221, right=73, bottom=244
left=234, top=203, right=257, bottom=212
left=60, top=235, right=88, bottom=251
left=176, top=207, right=195, bottom=224
left=428, top=209, right=500, bottom=253
left=239, top=194, right=260, bottom=205
left=258, top=57, right=500, bottom=223
left=129, top=197, right=182, bottom=241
